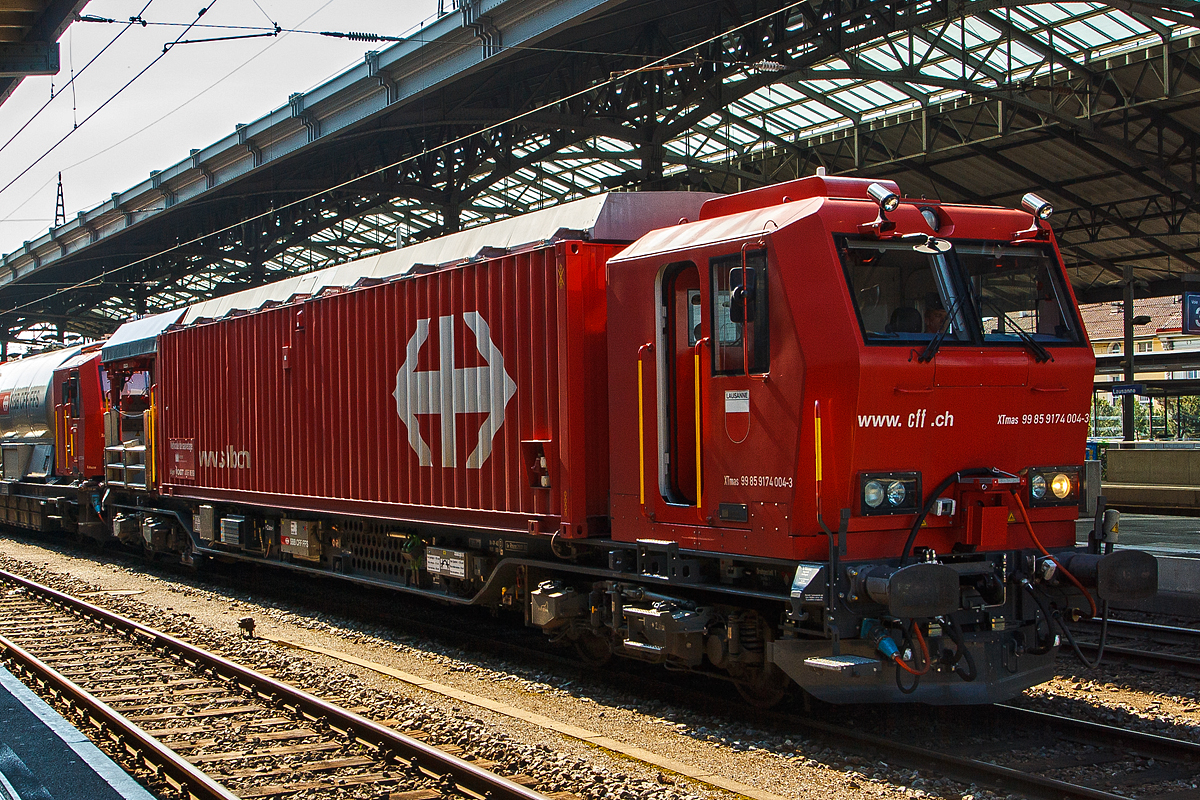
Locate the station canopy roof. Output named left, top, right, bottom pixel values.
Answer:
left=1, top=0, right=1198, bottom=342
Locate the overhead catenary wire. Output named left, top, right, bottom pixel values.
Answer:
left=1, top=0, right=808, bottom=320
left=67, top=25, right=77, bottom=127
left=0, top=3, right=218, bottom=202
left=0, top=0, right=339, bottom=228
left=248, top=0, right=275, bottom=27
left=0, top=2, right=156, bottom=163
left=75, top=15, right=695, bottom=61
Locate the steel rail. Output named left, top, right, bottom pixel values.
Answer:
left=788, top=713, right=1131, bottom=800
left=1077, top=642, right=1200, bottom=674
left=0, top=568, right=551, bottom=800
left=0, top=633, right=239, bottom=800
left=1066, top=618, right=1200, bottom=673
left=1075, top=617, right=1200, bottom=644
left=995, top=704, right=1200, bottom=762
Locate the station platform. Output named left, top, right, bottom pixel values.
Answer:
left=1075, top=514, right=1200, bottom=616
left=0, top=665, right=155, bottom=800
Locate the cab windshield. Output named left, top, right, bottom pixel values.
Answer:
left=839, top=239, right=969, bottom=344
left=956, top=243, right=1082, bottom=344
left=839, top=237, right=1082, bottom=347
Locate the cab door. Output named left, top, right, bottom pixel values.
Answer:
left=655, top=262, right=704, bottom=514
left=64, top=371, right=82, bottom=474
left=649, top=251, right=772, bottom=530
left=54, top=370, right=82, bottom=476
left=705, top=248, right=770, bottom=527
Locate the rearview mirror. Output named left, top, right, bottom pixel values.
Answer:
left=728, top=266, right=756, bottom=324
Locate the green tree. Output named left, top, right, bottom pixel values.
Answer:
left=1163, top=396, right=1200, bottom=439
left=1090, top=395, right=1121, bottom=438
left=1090, top=393, right=1150, bottom=439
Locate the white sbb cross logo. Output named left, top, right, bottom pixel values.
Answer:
left=393, top=312, right=517, bottom=468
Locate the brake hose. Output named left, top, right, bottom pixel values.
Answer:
left=895, top=660, right=920, bottom=694
left=893, top=622, right=931, bottom=676
left=1011, top=491, right=1108, bottom=665
left=1012, top=492, right=1098, bottom=618
left=1016, top=575, right=1056, bottom=656
left=1055, top=600, right=1111, bottom=669
left=943, top=615, right=977, bottom=682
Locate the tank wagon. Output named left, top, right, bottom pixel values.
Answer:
left=0, top=176, right=1156, bottom=705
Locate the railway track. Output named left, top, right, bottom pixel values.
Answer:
left=1071, top=617, right=1200, bottom=677
left=0, top=568, right=557, bottom=800
left=270, top=608, right=1200, bottom=800
left=5, top=539, right=1199, bottom=800
left=808, top=703, right=1200, bottom=800
left=204, top=562, right=1200, bottom=800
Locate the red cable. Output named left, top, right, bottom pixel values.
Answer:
left=893, top=622, right=932, bottom=676
left=1013, top=492, right=1098, bottom=618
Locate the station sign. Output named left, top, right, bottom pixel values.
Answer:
left=1185, top=293, right=1200, bottom=335
left=1110, top=383, right=1145, bottom=397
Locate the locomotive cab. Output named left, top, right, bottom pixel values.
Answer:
left=607, top=174, right=1156, bottom=703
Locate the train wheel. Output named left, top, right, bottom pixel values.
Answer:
left=735, top=665, right=790, bottom=709
left=574, top=631, right=613, bottom=666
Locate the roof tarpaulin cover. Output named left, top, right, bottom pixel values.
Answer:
left=101, top=309, right=186, bottom=363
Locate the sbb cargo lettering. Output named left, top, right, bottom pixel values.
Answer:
left=197, top=446, right=251, bottom=470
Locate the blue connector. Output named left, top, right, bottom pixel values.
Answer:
left=875, top=632, right=899, bottom=660
left=861, top=619, right=899, bottom=660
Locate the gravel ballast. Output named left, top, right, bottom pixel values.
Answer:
left=0, top=532, right=1185, bottom=800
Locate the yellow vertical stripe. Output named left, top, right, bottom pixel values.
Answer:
left=694, top=352, right=702, bottom=509
left=637, top=360, right=645, bottom=506
left=814, top=407, right=823, bottom=483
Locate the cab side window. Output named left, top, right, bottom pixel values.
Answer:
left=710, top=250, right=769, bottom=375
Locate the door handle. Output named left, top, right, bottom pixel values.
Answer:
left=637, top=342, right=654, bottom=511
left=692, top=337, right=710, bottom=511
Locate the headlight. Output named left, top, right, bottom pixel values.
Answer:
left=1025, top=466, right=1080, bottom=507
left=860, top=472, right=921, bottom=516
left=1031, top=473, right=1046, bottom=500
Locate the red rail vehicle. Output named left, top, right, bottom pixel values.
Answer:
left=0, top=178, right=1155, bottom=704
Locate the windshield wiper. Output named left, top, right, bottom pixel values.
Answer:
left=917, top=295, right=963, bottom=363
left=984, top=301, right=1054, bottom=363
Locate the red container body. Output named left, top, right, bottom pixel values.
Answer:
left=156, top=241, right=619, bottom=537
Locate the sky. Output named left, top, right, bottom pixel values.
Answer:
left=0, top=0, right=440, bottom=256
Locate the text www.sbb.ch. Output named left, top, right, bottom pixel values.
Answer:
left=857, top=409, right=954, bottom=428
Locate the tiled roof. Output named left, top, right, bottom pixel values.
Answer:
left=1078, top=295, right=1182, bottom=341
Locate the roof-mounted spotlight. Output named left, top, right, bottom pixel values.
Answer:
left=868, top=183, right=900, bottom=213
left=1021, top=192, right=1054, bottom=220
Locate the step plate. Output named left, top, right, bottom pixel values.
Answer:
left=804, top=654, right=879, bottom=673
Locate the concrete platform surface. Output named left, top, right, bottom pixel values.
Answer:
left=1076, top=513, right=1200, bottom=557
left=0, top=665, right=155, bottom=800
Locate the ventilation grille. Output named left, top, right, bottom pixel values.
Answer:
left=344, top=519, right=412, bottom=581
